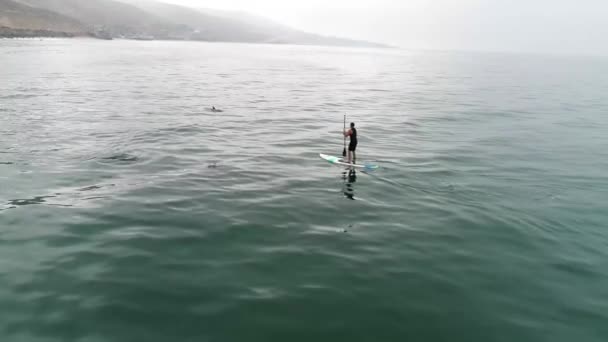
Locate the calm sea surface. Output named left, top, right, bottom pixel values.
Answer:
left=1, top=39, right=608, bottom=341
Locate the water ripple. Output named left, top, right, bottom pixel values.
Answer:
left=1, top=39, right=607, bottom=342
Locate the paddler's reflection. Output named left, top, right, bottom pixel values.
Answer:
left=342, top=168, right=357, bottom=200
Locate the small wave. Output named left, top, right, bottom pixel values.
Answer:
left=403, top=121, right=421, bottom=128
left=78, top=185, right=103, bottom=192
left=0, top=94, right=44, bottom=100
left=101, top=153, right=139, bottom=163
left=158, top=124, right=205, bottom=135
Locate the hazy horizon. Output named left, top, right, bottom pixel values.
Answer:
left=145, top=0, right=608, bottom=56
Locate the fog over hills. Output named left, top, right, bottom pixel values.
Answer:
left=0, top=0, right=85, bottom=35
left=0, top=0, right=387, bottom=47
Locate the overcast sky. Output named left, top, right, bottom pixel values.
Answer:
left=155, top=0, right=608, bottom=55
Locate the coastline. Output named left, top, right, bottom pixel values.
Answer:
left=0, top=26, right=115, bottom=40
left=0, top=26, right=76, bottom=39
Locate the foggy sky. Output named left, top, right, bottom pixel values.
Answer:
left=156, top=0, right=608, bottom=55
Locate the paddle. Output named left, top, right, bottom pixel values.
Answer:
left=342, top=115, right=347, bottom=157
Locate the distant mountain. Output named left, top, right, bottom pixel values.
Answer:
left=200, top=8, right=387, bottom=48
left=119, top=0, right=276, bottom=42
left=13, top=0, right=180, bottom=37
left=0, top=0, right=85, bottom=32
left=122, top=0, right=387, bottom=47
left=0, top=0, right=387, bottom=48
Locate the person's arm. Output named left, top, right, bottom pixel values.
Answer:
left=343, top=129, right=351, bottom=137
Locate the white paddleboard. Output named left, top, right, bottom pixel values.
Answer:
left=319, top=153, right=378, bottom=169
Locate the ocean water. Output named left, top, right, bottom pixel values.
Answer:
left=1, top=39, right=608, bottom=342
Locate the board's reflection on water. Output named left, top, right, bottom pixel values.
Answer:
left=342, top=169, right=357, bottom=200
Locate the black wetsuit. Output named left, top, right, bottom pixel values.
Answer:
left=348, top=128, right=358, bottom=151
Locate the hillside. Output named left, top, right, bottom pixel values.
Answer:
left=14, top=0, right=181, bottom=37
left=119, top=0, right=273, bottom=42
left=200, top=7, right=388, bottom=48
left=0, top=0, right=387, bottom=47
left=0, top=0, right=85, bottom=33
left=123, top=0, right=387, bottom=47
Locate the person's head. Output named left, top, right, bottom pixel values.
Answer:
left=350, top=122, right=355, bottom=128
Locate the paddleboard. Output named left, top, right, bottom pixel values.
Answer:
left=319, top=153, right=378, bottom=169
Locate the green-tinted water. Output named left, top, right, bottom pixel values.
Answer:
left=1, top=40, right=608, bottom=341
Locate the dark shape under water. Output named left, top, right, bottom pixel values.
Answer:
left=8, top=195, right=55, bottom=206
left=78, top=185, right=102, bottom=192
left=101, top=153, right=138, bottom=163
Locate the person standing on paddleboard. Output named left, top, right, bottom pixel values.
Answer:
left=344, top=122, right=357, bottom=164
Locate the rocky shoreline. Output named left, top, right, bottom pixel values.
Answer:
left=0, top=26, right=116, bottom=40
left=0, top=26, right=76, bottom=38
